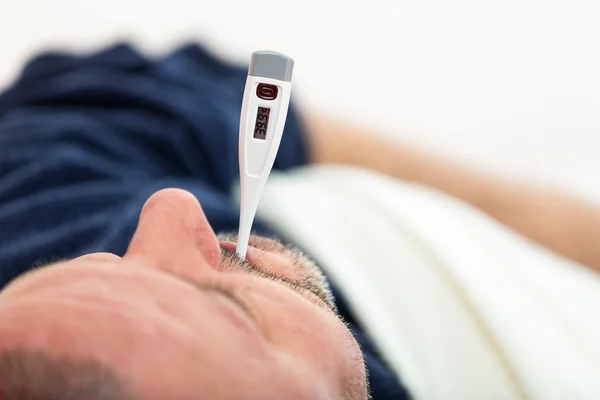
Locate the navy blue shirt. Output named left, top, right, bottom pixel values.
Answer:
left=0, top=43, right=409, bottom=399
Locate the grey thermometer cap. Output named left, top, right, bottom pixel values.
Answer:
left=248, top=51, right=294, bottom=82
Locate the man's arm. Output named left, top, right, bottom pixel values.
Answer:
left=305, top=115, right=600, bottom=273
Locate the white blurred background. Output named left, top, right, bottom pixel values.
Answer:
left=1, top=0, right=599, bottom=202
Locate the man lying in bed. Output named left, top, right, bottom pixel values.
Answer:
left=0, top=43, right=598, bottom=400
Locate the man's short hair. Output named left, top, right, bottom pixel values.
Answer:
left=0, top=348, right=134, bottom=400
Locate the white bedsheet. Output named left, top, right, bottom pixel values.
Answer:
left=255, top=165, right=600, bottom=399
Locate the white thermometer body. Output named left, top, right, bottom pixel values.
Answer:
left=237, top=51, right=294, bottom=258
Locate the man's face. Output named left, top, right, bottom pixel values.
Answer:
left=0, top=189, right=367, bottom=399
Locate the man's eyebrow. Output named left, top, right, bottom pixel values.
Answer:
left=27, top=257, right=70, bottom=274
left=32, top=257, right=70, bottom=269
left=3, top=257, right=70, bottom=288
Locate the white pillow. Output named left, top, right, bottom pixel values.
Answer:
left=252, top=165, right=600, bottom=400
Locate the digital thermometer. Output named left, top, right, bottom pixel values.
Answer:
left=236, top=51, right=294, bottom=259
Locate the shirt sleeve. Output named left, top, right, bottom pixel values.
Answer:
left=0, top=43, right=309, bottom=288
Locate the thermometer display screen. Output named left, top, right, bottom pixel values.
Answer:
left=253, top=107, right=271, bottom=140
